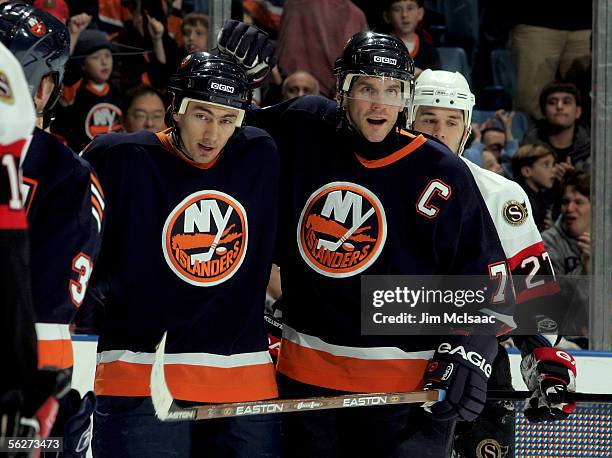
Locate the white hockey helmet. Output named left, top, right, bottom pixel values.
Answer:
left=410, top=69, right=475, bottom=131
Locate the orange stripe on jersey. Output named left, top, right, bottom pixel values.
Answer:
left=37, top=339, right=73, bottom=370
left=85, top=81, right=110, bottom=97
left=61, top=79, right=82, bottom=105
left=95, top=361, right=278, bottom=402
left=355, top=134, right=426, bottom=169
left=91, top=196, right=103, bottom=222
left=0, top=205, right=27, bottom=229
left=507, top=241, right=547, bottom=270
left=277, top=338, right=429, bottom=393
left=155, top=130, right=221, bottom=170
left=409, top=34, right=421, bottom=59
left=90, top=173, right=105, bottom=198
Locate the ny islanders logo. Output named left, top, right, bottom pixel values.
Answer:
left=163, top=191, right=248, bottom=286
left=85, top=103, right=122, bottom=139
left=297, top=182, right=386, bottom=278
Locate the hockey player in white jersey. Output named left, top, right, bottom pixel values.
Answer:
left=411, top=69, right=578, bottom=457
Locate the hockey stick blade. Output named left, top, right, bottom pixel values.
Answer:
left=150, top=332, right=443, bottom=422
left=487, top=390, right=612, bottom=403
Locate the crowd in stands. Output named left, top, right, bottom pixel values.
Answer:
left=25, top=0, right=593, bottom=346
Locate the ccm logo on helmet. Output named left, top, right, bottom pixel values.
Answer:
left=374, top=55, right=397, bottom=65
left=211, top=82, right=235, bottom=94
left=437, top=343, right=492, bottom=378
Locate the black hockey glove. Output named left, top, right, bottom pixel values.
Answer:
left=423, top=334, right=497, bottom=422
left=520, top=347, right=577, bottom=422
left=217, top=19, right=276, bottom=87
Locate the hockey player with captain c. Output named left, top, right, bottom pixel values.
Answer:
left=219, top=21, right=515, bottom=457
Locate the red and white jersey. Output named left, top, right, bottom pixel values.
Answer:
left=0, top=42, right=37, bottom=391
left=461, top=157, right=559, bottom=308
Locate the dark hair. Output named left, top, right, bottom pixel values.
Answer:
left=481, top=126, right=505, bottom=141
left=121, top=84, right=165, bottom=114
left=382, top=0, right=424, bottom=13
left=182, top=12, right=209, bottom=31
left=561, top=171, right=590, bottom=199
left=539, top=82, right=582, bottom=115
left=512, top=144, right=556, bottom=179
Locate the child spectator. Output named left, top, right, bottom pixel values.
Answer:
left=121, top=85, right=167, bottom=133
left=182, top=12, right=209, bottom=54
left=512, top=144, right=557, bottom=231
left=382, top=0, right=440, bottom=77
left=53, top=29, right=123, bottom=152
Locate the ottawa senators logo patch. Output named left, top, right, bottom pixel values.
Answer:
left=502, top=200, right=528, bottom=226
left=27, top=17, right=46, bottom=37
left=476, top=438, right=505, bottom=458
left=297, top=182, right=386, bottom=278
left=85, top=103, right=122, bottom=139
left=162, top=190, right=248, bottom=286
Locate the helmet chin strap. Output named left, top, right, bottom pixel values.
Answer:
left=170, top=125, right=196, bottom=162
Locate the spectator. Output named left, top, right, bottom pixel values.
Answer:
left=112, top=1, right=181, bottom=91
left=381, top=0, right=440, bottom=77
left=541, top=171, right=590, bottom=337
left=542, top=171, right=590, bottom=275
left=522, top=82, right=590, bottom=172
left=53, top=29, right=123, bottom=151
left=182, top=11, right=208, bottom=54
left=512, top=144, right=556, bottom=231
left=464, top=110, right=518, bottom=177
left=121, top=85, right=167, bottom=133
left=510, top=0, right=591, bottom=120
left=281, top=70, right=320, bottom=100
left=276, top=0, right=368, bottom=98
left=481, top=149, right=502, bottom=175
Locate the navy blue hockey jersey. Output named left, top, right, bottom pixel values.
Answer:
left=22, top=127, right=104, bottom=371
left=252, top=96, right=513, bottom=393
left=83, top=128, right=279, bottom=403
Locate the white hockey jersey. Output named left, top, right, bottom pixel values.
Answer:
left=461, top=157, right=559, bottom=317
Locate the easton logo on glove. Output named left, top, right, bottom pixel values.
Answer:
left=437, top=343, right=492, bottom=378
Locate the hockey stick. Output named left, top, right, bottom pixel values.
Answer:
left=150, top=332, right=444, bottom=422
left=317, top=207, right=375, bottom=252
left=191, top=206, right=233, bottom=264
left=487, top=390, right=612, bottom=403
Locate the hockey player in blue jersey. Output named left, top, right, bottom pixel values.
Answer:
left=411, top=69, right=577, bottom=457
left=82, top=52, right=281, bottom=457
left=219, top=22, right=515, bottom=457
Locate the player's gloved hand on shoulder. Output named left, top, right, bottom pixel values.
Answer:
left=520, top=347, right=577, bottom=422
left=217, top=19, right=276, bottom=86
left=423, top=334, right=497, bottom=421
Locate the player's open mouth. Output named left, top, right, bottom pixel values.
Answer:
left=367, top=118, right=386, bottom=125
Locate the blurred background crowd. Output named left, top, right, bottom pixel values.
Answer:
left=8, top=0, right=594, bottom=345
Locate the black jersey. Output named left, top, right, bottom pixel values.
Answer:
left=83, top=128, right=280, bottom=403
left=22, top=127, right=104, bottom=371
left=252, top=96, right=512, bottom=393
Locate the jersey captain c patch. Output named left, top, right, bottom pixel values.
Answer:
left=297, top=182, right=386, bottom=278
left=162, top=190, right=248, bottom=287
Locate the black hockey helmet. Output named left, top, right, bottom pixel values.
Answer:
left=168, top=51, right=252, bottom=123
left=0, top=1, right=69, bottom=115
left=334, top=31, right=414, bottom=96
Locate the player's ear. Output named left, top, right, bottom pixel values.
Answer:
left=173, top=113, right=180, bottom=123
